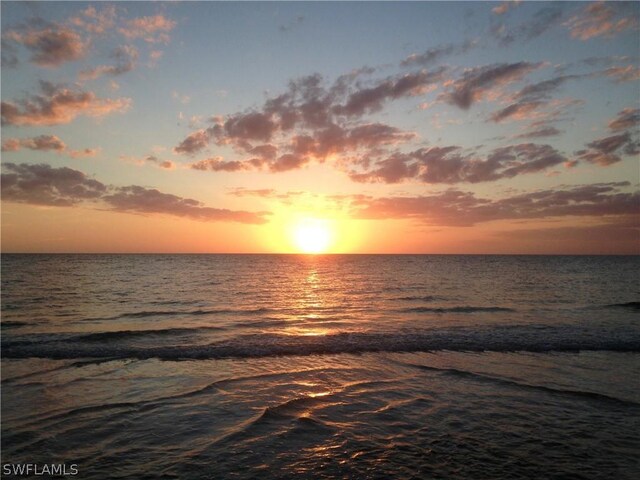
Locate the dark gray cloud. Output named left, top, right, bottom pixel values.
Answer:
left=351, top=143, right=567, bottom=184
left=174, top=69, right=435, bottom=160
left=515, top=75, right=581, bottom=102
left=3, top=20, right=87, bottom=67
left=191, top=157, right=251, bottom=172
left=79, top=45, right=138, bottom=80
left=334, top=69, right=445, bottom=117
left=490, top=101, right=543, bottom=123
left=1, top=162, right=106, bottom=206
left=444, top=62, right=541, bottom=109
left=103, top=186, right=268, bottom=224
left=347, top=182, right=637, bottom=227
left=576, top=132, right=638, bottom=166
left=608, top=108, right=640, bottom=131
left=400, top=40, right=476, bottom=68
left=1, top=163, right=269, bottom=224
left=515, top=126, right=563, bottom=139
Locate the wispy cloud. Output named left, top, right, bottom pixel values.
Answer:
left=515, top=126, right=562, bottom=139
left=565, top=1, right=639, bottom=41
left=443, top=62, right=541, bottom=110
left=120, top=154, right=174, bottom=169
left=576, top=132, right=639, bottom=166
left=350, top=143, right=567, bottom=184
left=608, top=108, right=640, bottom=132
left=118, top=14, right=176, bottom=43
left=492, top=1, right=522, bottom=16
left=491, top=5, right=565, bottom=45
left=1, top=81, right=131, bottom=126
left=347, top=182, right=638, bottom=227
left=1, top=163, right=268, bottom=224
left=1, top=134, right=100, bottom=159
left=400, top=40, right=476, bottom=68
left=79, top=45, right=139, bottom=81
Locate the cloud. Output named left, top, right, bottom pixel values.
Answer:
left=118, top=14, right=176, bottom=43
left=515, top=126, right=562, bottom=139
left=515, top=75, right=581, bottom=102
left=601, top=65, right=640, bottom=83
left=608, top=108, right=640, bottom=132
left=1, top=162, right=107, bottom=206
left=491, top=5, right=565, bottom=45
left=68, top=148, right=100, bottom=159
left=3, top=21, right=87, bottom=67
left=565, top=1, right=639, bottom=40
left=103, top=186, right=268, bottom=224
left=1, top=81, right=131, bottom=126
left=335, top=69, right=444, bottom=117
left=79, top=45, right=139, bottom=81
left=2, top=135, right=66, bottom=152
left=400, top=40, right=476, bottom=68
left=351, top=143, right=567, bottom=184
left=191, top=157, right=251, bottom=172
left=1, top=163, right=269, bottom=224
left=576, top=132, right=638, bottom=166
left=175, top=69, right=422, bottom=168
left=68, top=5, right=117, bottom=35
left=174, top=129, right=213, bottom=155
left=443, top=62, right=541, bottom=109
left=228, top=188, right=278, bottom=198
left=1, top=135, right=100, bottom=159
left=490, top=101, right=543, bottom=123
left=121, top=154, right=174, bottom=169
left=347, top=182, right=638, bottom=226
left=492, top=1, right=522, bottom=16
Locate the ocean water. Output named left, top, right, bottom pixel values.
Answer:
left=1, top=254, right=639, bottom=479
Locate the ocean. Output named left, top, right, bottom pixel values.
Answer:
left=1, top=254, right=639, bottom=479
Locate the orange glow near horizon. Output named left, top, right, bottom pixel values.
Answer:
left=292, top=218, right=333, bottom=254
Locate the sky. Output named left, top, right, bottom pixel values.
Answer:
left=1, top=1, right=639, bottom=254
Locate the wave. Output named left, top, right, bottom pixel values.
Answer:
left=399, top=306, right=515, bottom=313
left=2, top=326, right=639, bottom=360
left=391, top=296, right=442, bottom=302
left=83, top=307, right=274, bottom=322
left=389, top=360, right=639, bottom=407
left=603, top=301, right=640, bottom=310
left=75, top=326, right=225, bottom=342
left=1, top=320, right=29, bottom=329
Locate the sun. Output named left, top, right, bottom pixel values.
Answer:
left=292, top=218, right=333, bottom=254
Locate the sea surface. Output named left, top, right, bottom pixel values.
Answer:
left=1, top=254, right=639, bottom=479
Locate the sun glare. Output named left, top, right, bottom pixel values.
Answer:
left=292, top=219, right=332, bottom=254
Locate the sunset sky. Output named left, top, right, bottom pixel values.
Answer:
left=1, top=1, right=639, bottom=254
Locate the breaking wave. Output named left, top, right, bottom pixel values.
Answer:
left=3, top=325, right=639, bottom=360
